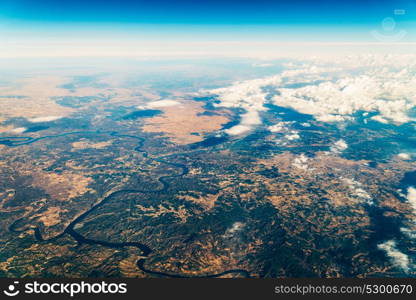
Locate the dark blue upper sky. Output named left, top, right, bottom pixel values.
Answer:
left=0, top=0, right=415, bottom=58
left=1, top=0, right=414, bottom=25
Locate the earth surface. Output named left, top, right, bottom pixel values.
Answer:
left=0, top=56, right=415, bottom=278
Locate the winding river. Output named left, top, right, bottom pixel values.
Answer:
left=2, top=130, right=252, bottom=278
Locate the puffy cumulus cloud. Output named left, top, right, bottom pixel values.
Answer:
left=274, top=130, right=301, bottom=145
left=397, top=153, right=411, bottom=160
left=267, top=121, right=301, bottom=144
left=292, top=154, right=309, bottom=171
left=207, top=77, right=273, bottom=135
left=224, top=110, right=263, bottom=135
left=266, top=121, right=302, bottom=145
left=274, top=73, right=416, bottom=124
left=268, top=122, right=287, bottom=133
left=241, top=110, right=262, bottom=126
left=207, top=76, right=275, bottom=111
left=146, top=99, right=180, bottom=108
left=203, top=65, right=336, bottom=134
left=401, top=227, right=416, bottom=239
left=317, top=114, right=353, bottom=122
left=279, top=65, right=340, bottom=84
left=28, top=116, right=62, bottom=123
left=310, top=53, right=416, bottom=71
left=9, top=127, right=27, bottom=134
left=330, top=139, right=348, bottom=153
left=407, top=187, right=416, bottom=212
left=370, top=115, right=389, bottom=124
left=341, top=177, right=373, bottom=205
left=284, top=131, right=300, bottom=141
left=268, top=121, right=295, bottom=133
left=397, top=187, right=416, bottom=243
left=202, top=54, right=416, bottom=129
left=223, top=222, right=245, bottom=239
left=224, top=110, right=261, bottom=135
left=224, top=124, right=251, bottom=136
left=378, top=240, right=410, bottom=273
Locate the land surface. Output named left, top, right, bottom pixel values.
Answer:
left=0, top=62, right=415, bottom=278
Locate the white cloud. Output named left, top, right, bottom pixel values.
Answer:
left=146, top=99, right=180, bottom=108
left=292, top=154, right=309, bottom=171
left=401, top=227, right=416, bottom=239
left=268, top=121, right=295, bottom=133
left=407, top=187, right=416, bottom=212
left=274, top=74, right=416, bottom=124
left=341, top=177, right=373, bottom=205
left=284, top=131, right=300, bottom=141
left=224, top=125, right=251, bottom=135
left=371, top=115, right=389, bottom=124
left=316, top=114, right=352, bottom=122
left=330, top=139, right=348, bottom=153
left=241, top=110, right=262, bottom=126
left=204, top=75, right=281, bottom=134
left=397, top=187, right=416, bottom=243
left=28, top=116, right=62, bottom=123
left=203, top=54, right=416, bottom=128
left=378, top=240, right=410, bottom=272
left=223, top=222, right=245, bottom=239
left=397, top=153, right=411, bottom=160
left=9, top=127, right=27, bottom=134
left=268, top=122, right=301, bottom=143
left=224, top=108, right=262, bottom=135
left=268, top=123, right=286, bottom=133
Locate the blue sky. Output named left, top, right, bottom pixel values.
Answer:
left=0, top=0, right=415, bottom=58
left=1, top=0, right=415, bottom=25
